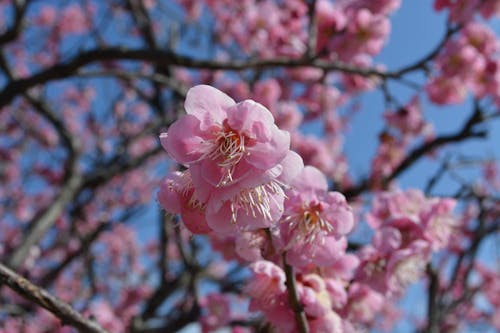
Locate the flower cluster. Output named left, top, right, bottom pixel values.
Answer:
left=427, top=18, right=500, bottom=105
left=158, top=85, right=359, bottom=331
left=158, top=85, right=457, bottom=332
left=357, top=189, right=456, bottom=297
left=158, top=85, right=304, bottom=235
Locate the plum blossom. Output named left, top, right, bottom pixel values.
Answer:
left=58, top=5, right=91, bottom=35
left=276, top=166, right=354, bottom=267
left=200, top=293, right=232, bottom=332
left=161, top=85, right=290, bottom=188
left=159, top=85, right=300, bottom=234
left=342, top=283, right=384, bottom=325
left=245, top=260, right=287, bottom=312
left=157, top=170, right=211, bottom=234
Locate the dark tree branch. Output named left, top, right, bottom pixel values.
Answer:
left=0, top=262, right=109, bottom=333
left=0, top=0, right=30, bottom=46
left=0, top=47, right=385, bottom=108
left=425, top=264, right=440, bottom=333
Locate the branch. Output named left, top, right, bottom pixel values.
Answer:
left=38, top=222, right=110, bottom=288
left=0, top=262, right=109, bottom=333
left=76, top=69, right=189, bottom=96
left=0, top=0, right=29, bottom=46
left=344, top=104, right=488, bottom=199
left=393, top=23, right=461, bottom=77
left=282, top=253, right=309, bottom=333
left=424, top=264, right=440, bottom=333
left=305, top=0, right=318, bottom=58
left=7, top=94, right=83, bottom=270
left=0, top=47, right=390, bottom=109
left=8, top=124, right=161, bottom=269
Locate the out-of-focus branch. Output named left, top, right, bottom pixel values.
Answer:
left=0, top=262, right=109, bottom=333
left=425, top=265, right=440, bottom=333
left=0, top=45, right=433, bottom=109
left=125, top=0, right=157, bottom=47
left=133, top=305, right=200, bottom=333
left=8, top=96, right=161, bottom=269
left=395, top=23, right=460, bottom=77
left=0, top=0, right=29, bottom=46
left=38, top=222, right=110, bottom=287
left=344, top=104, right=488, bottom=199
left=305, top=0, right=318, bottom=58
left=77, top=69, right=189, bottom=96
left=81, top=145, right=162, bottom=189
left=7, top=94, right=82, bottom=270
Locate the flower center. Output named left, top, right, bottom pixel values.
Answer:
left=394, top=257, right=424, bottom=288
left=285, top=202, right=333, bottom=246
left=205, top=126, right=248, bottom=186
left=363, top=258, right=386, bottom=276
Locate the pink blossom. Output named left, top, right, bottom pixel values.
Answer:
left=88, top=301, right=125, bottom=332
left=370, top=132, right=406, bottom=182
left=58, top=5, right=90, bottom=35
left=480, top=0, right=500, bottom=18
left=315, top=0, right=347, bottom=53
left=235, top=229, right=270, bottom=261
left=354, top=0, right=402, bottom=16
left=157, top=170, right=210, bottom=234
left=471, top=60, right=500, bottom=99
left=277, top=166, right=354, bottom=267
left=386, top=241, right=430, bottom=293
left=291, top=132, right=338, bottom=177
left=343, top=283, right=384, bottom=324
left=346, top=9, right=391, bottom=56
left=201, top=151, right=303, bottom=234
left=426, top=75, right=467, bottom=105
left=162, top=85, right=290, bottom=188
left=462, top=23, right=499, bottom=55
left=384, top=96, right=433, bottom=139
left=436, top=41, right=485, bottom=80
left=245, top=260, right=287, bottom=312
left=340, top=56, right=381, bottom=92
left=299, top=274, right=343, bottom=333
left=322, top=252, right=360, bottom=281
left=434, top=0, right=481, bottom=23
left=252, top=78, right=282, bottom=109
left=420, top=197, right=456, bottom=250
left=272, top=102, right=303, bottom=132
left=35, top=6, right=57, bottom=27
left=200, top=293, right=232, bottom=332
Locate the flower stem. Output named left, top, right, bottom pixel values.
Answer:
left=282, top=253, right=310, bottom=333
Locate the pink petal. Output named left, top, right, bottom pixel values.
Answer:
left=292, top=166, right=328, bottom=191
left=162, top=115, right=208, bottom=165
left=184, top=85, right=235, bottom=130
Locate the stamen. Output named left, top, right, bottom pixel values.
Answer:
left=199, top=129, right=247, bottom=186
left=229, top=181, right=284, bottom=224
left=284, top=202, right=333, bottom=249
left=363, top=258, right=386, bottom=276
left=177, top=172, right=206, bottom=211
